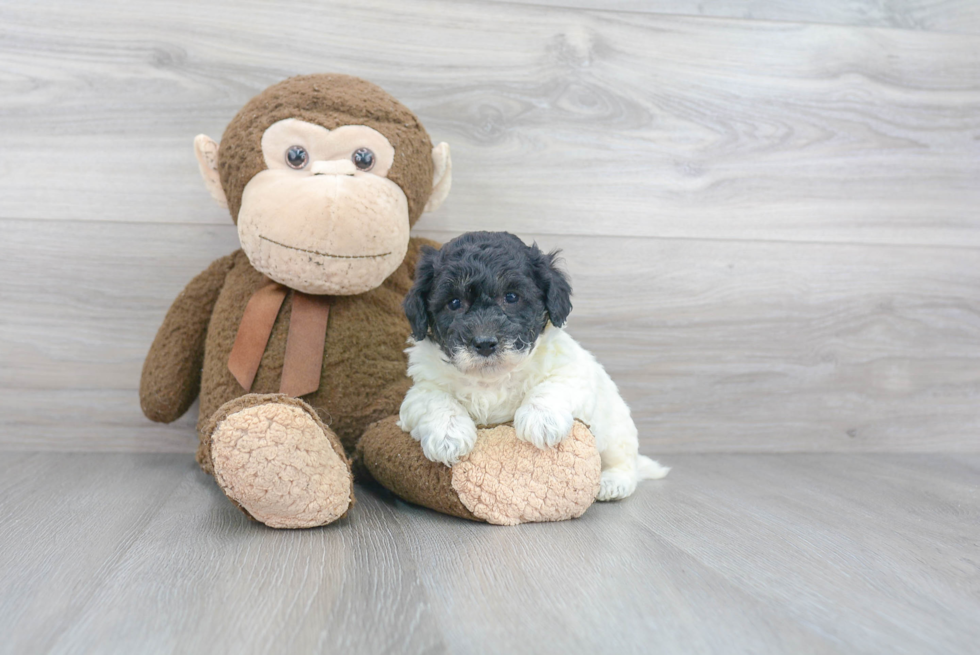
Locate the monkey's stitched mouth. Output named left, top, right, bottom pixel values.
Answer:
left=259, top=235, right=391, bottom=259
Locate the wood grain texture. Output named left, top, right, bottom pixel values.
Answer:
left=3, top=219, right=978, bottom=453
left=1, top=452, right=977, bottom=654
left=0, top=0, right=978, bottom=247
left=1, top=0, right=978, bottom=453
left=500, top=0, right=980, bottom=35
left=0, top=453, right=445, bottom=655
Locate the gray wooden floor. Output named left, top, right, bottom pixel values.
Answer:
left=1, top=452, right=977, bottom=655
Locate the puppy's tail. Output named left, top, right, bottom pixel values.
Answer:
left=637, top=455, right=670, bottom=480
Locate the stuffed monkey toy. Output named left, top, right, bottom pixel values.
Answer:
left=140, top=74, right=600, bottom=528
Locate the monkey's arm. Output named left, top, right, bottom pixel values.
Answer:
left=140, top=254, right=236, bottom=423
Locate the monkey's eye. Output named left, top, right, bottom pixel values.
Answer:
left=447, top=298, right=462, bottom=311
left=286, top=146, right=309, bottom=169
left=504, top=293, right=520, bottom=304
left=352, top=148, right=375, bottom=171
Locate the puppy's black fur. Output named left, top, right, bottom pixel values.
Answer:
left=405, top=232, right=572, bottom=361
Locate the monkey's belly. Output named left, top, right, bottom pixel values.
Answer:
left=196, top=250, right=413, bottom=451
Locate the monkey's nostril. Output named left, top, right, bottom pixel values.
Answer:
left=472, top=337, right=498, bottom=357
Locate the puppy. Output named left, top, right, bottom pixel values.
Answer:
left=397, top=231, right=669, bottom=501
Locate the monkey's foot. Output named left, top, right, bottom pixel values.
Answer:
left=206, top=394, right=353, bottom=529
left=358, top=417, right=602, bottom=525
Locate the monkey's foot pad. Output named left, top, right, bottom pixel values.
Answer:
left=210, top=397, right=353, bottom=529
left=359, top=417, right=601, bottom=525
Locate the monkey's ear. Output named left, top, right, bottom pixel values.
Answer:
left=194, top=134, right=228, bottom=208
left=423, top=142, right=452, bottom=213
left=404, top=246, right=439, bottom=340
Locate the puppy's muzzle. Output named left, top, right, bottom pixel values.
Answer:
left=472, top=336, right=498, bottom=357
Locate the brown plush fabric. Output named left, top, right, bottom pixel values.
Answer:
left=218, top=74, right=434, bottom=226
left=140, top=233, right=428, bottom=524
left=143, top=237, right=436, bottom=450
left=191, top=237, right=436, bottom=455
left=358, top=417, right=602, bottom=525
left=140, top=253, right=236, bottom=423
left=357, top=416, right=480, bottom=521
left=142, top=235, right=435, bottom=450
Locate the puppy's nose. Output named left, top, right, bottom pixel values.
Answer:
left=472, top=337, right=498, bottom=357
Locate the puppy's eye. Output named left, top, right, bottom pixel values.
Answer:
left=352, top=148, right=375, bottom=171
left=286, top=146, right=308, bottom=169
left=504, top=292, right=519, bottom=304
left=447, top=298, right=462, bottom=311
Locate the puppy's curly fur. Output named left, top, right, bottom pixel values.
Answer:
left=398, top=232, right=668, bottom=501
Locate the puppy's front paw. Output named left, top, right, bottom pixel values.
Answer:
left=596, top=468, right=638, bottom=501
left=413, top=415, right=478, bottom=467
left=515, top=403, right=574, bottom=449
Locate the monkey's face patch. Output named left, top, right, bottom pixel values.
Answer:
left=237, top=119, right=410, bottom=295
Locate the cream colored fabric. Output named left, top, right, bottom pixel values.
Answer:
left=211, top=403, right=352, bottom=528
left=451, top=422, right=601, bottom=526
left=196, top=118, right=449, bottom=296
left=424, top=141, right=452, bottom=213
left=194, top=134, right=228, bottom=208
left=237, top=166, right=410, bottom=295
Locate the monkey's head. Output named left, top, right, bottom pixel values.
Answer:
left=194, top=74, right=452, bottom=295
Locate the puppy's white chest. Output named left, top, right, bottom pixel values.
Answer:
left=453, top=376, right=527, bottom=426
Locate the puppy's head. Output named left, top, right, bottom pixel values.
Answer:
left=405, top=231, right=572, bottom=373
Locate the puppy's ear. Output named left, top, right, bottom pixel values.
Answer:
left=531, top=244, right=573, bottom=328
left=404, top=245, right=439, bottom=340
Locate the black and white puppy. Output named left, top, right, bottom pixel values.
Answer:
left=398, top=231, right=668, bottom=501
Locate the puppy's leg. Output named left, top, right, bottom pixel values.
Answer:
left=398, top=385, right=478, bottom=467
left=596, top=437, right=671, bottom=501
left=514, top=382, right=576, bottom=449
left=596, top=437, right=641, bottom=501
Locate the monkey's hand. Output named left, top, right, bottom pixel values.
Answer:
left=140, top=253, right=235, bottom=423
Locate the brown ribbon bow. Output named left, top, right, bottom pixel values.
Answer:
left=227, top=280, right=331, bottom=398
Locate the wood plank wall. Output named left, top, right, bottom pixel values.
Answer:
left=1, top=0, right=978, bottom=453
